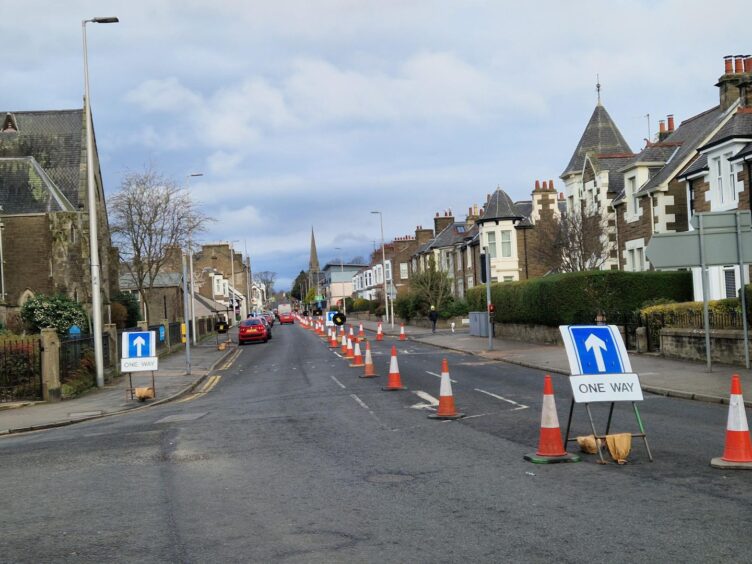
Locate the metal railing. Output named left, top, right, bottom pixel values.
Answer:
left=60, top=333, right=111, bottom=385
left=0, top=337, right=42, bottom=402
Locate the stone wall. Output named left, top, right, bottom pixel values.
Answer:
left=493, top=322, right=563, bottom=345
left=660, top=327, right=752, bottom=365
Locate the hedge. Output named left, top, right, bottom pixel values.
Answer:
left=466, top=270, right=693, bottom=327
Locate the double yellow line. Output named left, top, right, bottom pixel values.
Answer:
left=178, top=374, right=221, bottom=403
left=219, top=348, right=241, bottom=371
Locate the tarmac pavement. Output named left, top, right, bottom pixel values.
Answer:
left=351, top=318, right=752, bottom=407
left=0, top=331, right=237, bottom=436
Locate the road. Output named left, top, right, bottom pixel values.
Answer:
left=2, top=323, right=751, bottom=563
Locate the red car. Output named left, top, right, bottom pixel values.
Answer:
left=278, top=312, right=294, bottom=324
left=238, top=318, right=269, bottom=344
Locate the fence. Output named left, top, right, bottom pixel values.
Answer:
left=59, top=334, right=112, bottom=385
left=0, top=337, right=42, bottom=402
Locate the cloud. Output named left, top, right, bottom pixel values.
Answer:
left=124, top=77, right=202, bottom=113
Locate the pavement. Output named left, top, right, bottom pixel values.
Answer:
left=0, top=331, right=238, bottom=436
left=351, top=318, right=752, bottom=407
left=3, top=317, right=752, bottom=436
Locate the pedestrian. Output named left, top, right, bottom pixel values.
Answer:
left=428, top=305, right=439, bottom=333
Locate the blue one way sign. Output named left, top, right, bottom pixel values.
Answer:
left=122, top=331, right=156, bottom=359
left=560, top=325, right=632, bottom=375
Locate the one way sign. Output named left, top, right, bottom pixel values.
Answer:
left=122, top=331, right=156, bottom=359
left=560, top=325, right=631, bottom=375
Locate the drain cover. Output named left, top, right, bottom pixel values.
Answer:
left=366, top=473, right=415, bottom=484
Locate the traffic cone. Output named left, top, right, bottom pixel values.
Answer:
left=349, top=326, right=355, bottom=343
left=340, top=332, right=348, bottom=354
left=329, top=329, right=338, bottom=348
left=361, top=341, right=377, bottom=378
left=428, top=359, right=464, bottom=420
left=376, top=322, right=384, bottom=341
left=711, top=375, right=752, bottom=469
left=345, top=337, right=355, bottom=360
left=382, top=345, right=406, bottom=391
left=350, top=340, right=364, bottom=367
left=358, top=323, right=365, bottom=340
left=399, top=323, right=407, bottom=341
left=524, top=375, right=580, bottom=464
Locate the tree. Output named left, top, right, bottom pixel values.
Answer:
left=348, top=255, right=365, bottom=264
left=408, top=265, right=453, bottom=315
left=21, top=294, right=88, bottom=334
left=109, top=167, right=211, bottom=323
left=291, top=270, right=307, bottom=300
left=255, top=271, right=277, bottom=299
left=531, top=208, right=611, bottom=273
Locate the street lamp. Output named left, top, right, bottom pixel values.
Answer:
left=83, top=16, right=118, bottom=388
left=185, top=172, right=203, bottom=344
left=370, top=211, right=389, bottom=326
left=334, top=247, right=346, bottom=314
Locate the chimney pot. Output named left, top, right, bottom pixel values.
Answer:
left=667, top=114, right=675, bottom=132
left=549, top=179, right=555, bottom=190
left=659, top=120, right=666, bottom=133
left=725, top=55, right=734, bottom=74
left=745, top=55, right=752, bottom=73
left=558, top=192, right=564, bottom=200
left=435, top=212, right=440, bottom=217
left=542, top=180, right=548, bottom=190
left=735, top=55, right=745, bottom=74
left=534, top=179, right=540, bottom=191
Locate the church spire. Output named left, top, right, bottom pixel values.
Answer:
left=308, top=227, right=320, bottom=272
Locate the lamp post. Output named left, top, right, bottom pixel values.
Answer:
left=185, top=172, right=203, bottom=344
left=334, top=247, right=346, bottom=314
left=370, top=211, right=389, bottom=325
left=83, top=16, right=118, bottom=388
left=229, top=239, right=240, bottom=335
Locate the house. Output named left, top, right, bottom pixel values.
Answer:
left=193, top=242, right=249, bottom=320
left=0, top=109, right=118, bottom=328
left=321, top=261, right=365, bottom=309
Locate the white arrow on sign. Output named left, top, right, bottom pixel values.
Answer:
left=133, top=336, right=146, bottom=357
left=584, top=333, right=607, bottom=372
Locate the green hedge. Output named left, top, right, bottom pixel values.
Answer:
left=467, top=270, right=693, bottom=326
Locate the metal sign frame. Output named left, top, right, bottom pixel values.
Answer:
left=559, top=325, right=653, bottom=464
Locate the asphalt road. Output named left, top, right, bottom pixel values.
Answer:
left=2, top=323, right=751, bottom=563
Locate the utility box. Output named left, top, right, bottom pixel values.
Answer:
left=469, top=312, right=489, bottom=337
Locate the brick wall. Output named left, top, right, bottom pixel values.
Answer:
left=615, top=196, right=653, bottom=269
left=664, top=179, right=689, bottom=232
left=691, top=177, right=711, bottom=213
left=3, top=214, right=54, bottom=305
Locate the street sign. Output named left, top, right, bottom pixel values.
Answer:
left=560, top=325, right=631, bottom=376
left=332, top=312, right=346, bottom=326
left=159, top=325, right=165, bottom=342
left=121, top=357, right=159, bottom=372
left=690, top=210, right=752, bottom=230
left=645, top=229, right=752, bottom=268
left=326, top=311, right=336, bottom=327
left=122, top=331, right=156, bottom=359
left=570, top=373, right=644, bottom=403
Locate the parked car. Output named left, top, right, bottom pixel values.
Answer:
left=238, top=318, right=269, bottom=344
left=263, top=312, right=275, bottom=327
left=260, top=316, right=273, bottom=339
left=278, top=312, right=294, bottom=324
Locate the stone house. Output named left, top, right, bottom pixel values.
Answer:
left=0, top=109, right=118, bottom=328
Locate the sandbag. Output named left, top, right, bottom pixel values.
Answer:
left=576, top=435, right=602, bottom=454
left=605, top=433, right=632, bottom=464
left=135, top=387, right=154, bottom=401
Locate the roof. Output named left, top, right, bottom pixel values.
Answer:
left=731, top=142, right=752, bottom=162
left=637, top=106, right=724, bottom=194
left=119, top=272, right=183, bottom=290
left=696, top=110, right=752, bottom=152
left=478, top=188, right=524, bottom=222
left=678, top=153, right=709, bottom=179
left=429, top=222, right=471, bottom=249
left=561, top=104, right=632, bottom=178
left=0, top=157, right=75, bottom=213
left=0, top=110, right=85, bottom=208
left=193, top=293, right=228, bottom=317
left=585, top=153, right=634, bottom=196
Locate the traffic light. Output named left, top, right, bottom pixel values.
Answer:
left=480, top=253, right=487, bottom=283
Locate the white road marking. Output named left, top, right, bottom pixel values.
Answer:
left=330, top=375, right=346, bottom=389
left=350, top=394, right=390, bottom=430
left=410, top=390, right=439, bottom=410
left=425, top=370, right=457, bottom=383
left=474, top=388, right=529, bottom=410
left=350, top=394, right=370, bottom=410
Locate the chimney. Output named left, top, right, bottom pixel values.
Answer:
left=434, top=209, right=455, bottom=234
left=415, top=225, right=434, bottom=246
left=718, top=55, right=745, bottom=111
left=558, top=192, right=564, bottom=200
left=534, top=179, right=540, bottom=191
left=549, top=179, right=555, bottom=190
left=667, top=114, right=675, bottom=133
left=658, top=120, right=669, bottom=141
left=745, top=55, right=752, bottom=74
left=735, top=55, right=745, bottom=74
left=542, top=180, right=548, bottom=190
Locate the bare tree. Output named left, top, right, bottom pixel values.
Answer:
left=110, top=167, right=211, bottom=323
left=531, top=208, right=611, bottom=273
left=255, top=271, right=277, bottom=299
left=409, top=260, right=453, bottom=312
left=348, top=255, right=365, bottom=265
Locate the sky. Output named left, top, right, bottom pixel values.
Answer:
left=2, top=0, right=750, bottom=291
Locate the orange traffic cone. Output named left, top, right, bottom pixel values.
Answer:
left=329, top=329, right=338, bottom=348
left=399, top=323, right=407, bottom=341
left=711, top=375, right=752, bottom=469
left=524, top=375, right=580, bottom=463
left=361, top=341, right=377, bottom=378
left=376, top=322, right=384, bottom=341
left=382, top=345, right=406, bottom=391
left=358, top=323, right=365, bottom=340
left=345, top=337, right=355, bottom=360
left=340, top=332, right=348, bottom=354
left=350, top=340, right=364, bottom=367
left=428, top=359, right=464, bottom=420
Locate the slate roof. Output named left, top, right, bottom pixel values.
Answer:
left=429, top=222, right=469, bottom=249
left=585, top=153, right=634, bottom=197
left=561, top=104, right=632, bottom=178
left=677, top=153, right=709, bottom=179
left=637, top=106, right=724, bottom=194
left=514, top=200, right=533, bottom=227
left=697, top=111, right=752, bottom=152
left=478, top=188, right=524, bottom=222
left=0, top=110, right=85, bottom=209
left=119, top=272, right=183, bottom=290
left=0, top=157, right=75, bottom=213
left=731, top=142, right=752, bottom=162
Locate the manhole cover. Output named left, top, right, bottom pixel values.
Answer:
left=366, top=473, right=415, bottom=484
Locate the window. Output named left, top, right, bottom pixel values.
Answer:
left=636, top=248, right=645, bottom=272
left=400, top=263, right=408, bottom=280
left=385, top=261, right=392, bottom=281
left=715, top=157, right=724, bottom=203
left=467, top=275, right=474, bottom=289
left=627, top=249, right=635, bottom=272
left=727, top=154, right=737, bottom=202
left=466, top=247, right=473, bottom=269
left=724, top=267, right=737, bottom=299
left=503, top=276, right=514, bottom=282
left=627, top=176, right=637, bottom=215
left=486, top=232, right=497, bottom=259
left=374, top=265, right=383, bottom=284
left=501, top=231, right=512, bottom=258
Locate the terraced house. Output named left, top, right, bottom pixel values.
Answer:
left=0, top=109, right=118, bottom=328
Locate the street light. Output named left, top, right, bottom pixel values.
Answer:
left=334, top=247, right=346, bottom=314
left=83, top=16, right=118, bottom=388
left=185, top=172, right=203, bottom=344
left=370, top=211, right=389, bottom=326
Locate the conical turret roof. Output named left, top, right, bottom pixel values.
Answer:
left=478, top=187, right=524, bottom=223
left=561, top=104, right=631, bottom=178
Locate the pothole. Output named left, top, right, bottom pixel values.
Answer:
left=366, top=472, right=415, bottom=484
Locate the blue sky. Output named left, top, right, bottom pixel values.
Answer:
left=2, top=0, right=749, bottom=290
